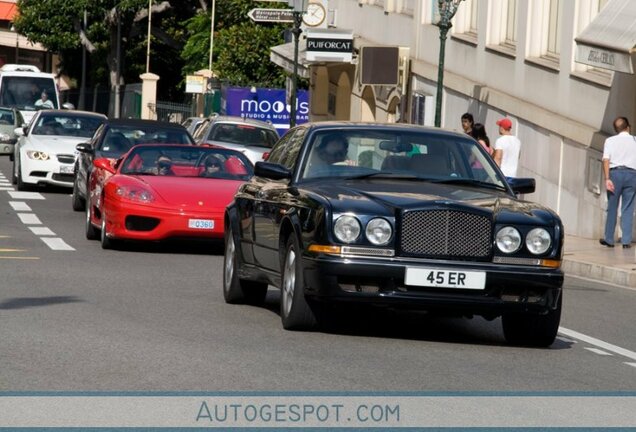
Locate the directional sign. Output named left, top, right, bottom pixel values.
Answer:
left=248, top=8, right=295, bottom=23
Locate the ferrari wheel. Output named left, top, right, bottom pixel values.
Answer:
left=280, top=235, right=317, bottom=330
left=502, top=294, right=562, bottom=347
left=223, top=225, right=267, bottom=305
left=100, top=213, right=118, bottom=250
left=71, top=174, right=85, bottom=211
left=85, top=202, right=99, bottom=240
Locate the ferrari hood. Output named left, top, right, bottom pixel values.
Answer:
left=136, top=176, right=242, bottom=209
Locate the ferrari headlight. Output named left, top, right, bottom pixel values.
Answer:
left=365, top=218, right=392, bottom=245
left=115, top=186, right=154, bottom=203
left=334, top=215, right=361, bottom=243
left=526, top=228, right=552, bottom=255
left=26, top=150, right=49, bottom=160
left=496, top=226, right=521, bottom=253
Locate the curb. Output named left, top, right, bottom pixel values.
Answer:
left=563, top=258, right=636, bottom=288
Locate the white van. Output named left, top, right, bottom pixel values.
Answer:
left=0, top=64, right=60, bottom=125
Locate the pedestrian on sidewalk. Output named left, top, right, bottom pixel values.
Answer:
left=493, top=117, right=521, bottom=178
left=461, top=112, right=474, bottom=135
left=600, top=116, right=636, bottom=249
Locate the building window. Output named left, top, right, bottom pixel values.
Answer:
left=504, top=0, right=517, bottom=46
left=545, top=0, right=561, bottom=59
left=487, top=0, right=517, bottom=55
left=450, top=0, right=478, bottom=45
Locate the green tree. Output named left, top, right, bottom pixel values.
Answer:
left=14, top=0, right=199, bottom=111
left=181, top=0, right=288, bottom=88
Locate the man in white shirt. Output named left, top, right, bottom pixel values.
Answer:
left=34, top=91, right=54, bottom=109
left=493, top=117, right=521, bottom=178
left=600, top=116, right=636, bottom=249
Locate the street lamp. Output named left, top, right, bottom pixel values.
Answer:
left=288, top=0, right=307, bottom=129
left=434, top=0, right=463, bottom=127
left=10, top=25, right=18, bottom=63
left=209, top=0, right=215, bottom=71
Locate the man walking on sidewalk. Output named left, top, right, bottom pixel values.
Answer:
left=600, top=116, right=636, bottom=249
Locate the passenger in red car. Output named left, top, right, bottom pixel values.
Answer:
left=155, top=155, right=174, bottom=176
left=200, top=155, right=224, bottom=177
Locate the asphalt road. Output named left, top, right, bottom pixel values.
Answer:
left=0, top=156, right=635, bottom=392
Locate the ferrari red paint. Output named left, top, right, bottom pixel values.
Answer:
left=85, top=144, right=253, bottom=248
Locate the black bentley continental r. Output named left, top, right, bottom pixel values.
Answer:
left=223, top=122, right=563, bottom=347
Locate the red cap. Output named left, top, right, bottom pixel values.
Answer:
left=496, top=118, right=512, bottom=130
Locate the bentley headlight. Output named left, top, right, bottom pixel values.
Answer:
left=334, top=215, right=361, bottom=243
left=496, top=226, right=521, bottom=253
left=526, top=227, right=551, bottom=255
left=26, top=150, right=49, bottom=160
left=365, top=218, right=392, bottom=245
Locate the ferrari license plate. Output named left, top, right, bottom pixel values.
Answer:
left=404, top=267, right=485, bottom=290
left=188, top=219, right=214, bottom=230
left=59, top=165, right=75, bottom=174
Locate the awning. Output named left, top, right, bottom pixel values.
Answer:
left=270, top=40, right=310, bottom=79
left=574, top=0, right=636, bottom=74
left=0, top=2, right=17, bottom=21
left=0, top=30, right=46, bottom=52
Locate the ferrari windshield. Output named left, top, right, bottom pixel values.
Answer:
left=97, top=124, right=194, bottom=158
left=300, top=129, right=506, bottom=189
left=120, top=145, right=254, bottom=181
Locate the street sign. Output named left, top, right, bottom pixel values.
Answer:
left=247, top=8, right=295, bottom=23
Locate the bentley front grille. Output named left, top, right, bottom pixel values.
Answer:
left=400, top=210, right=492, bottom=258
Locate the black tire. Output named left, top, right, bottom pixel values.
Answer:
left=85, top=202, right=99, bottom=240
left=223, top=226, right=268, bottom=304
left=71, top=174, right=85, bottom=211
left=280, top=234, right=317, bottom=330
left=100, top=213, right=119, bottom=250
left=11, top=160, right=17, bottom=185
left=502, top=294, right=562, bottom=347
left=16, top=160, right=30, bottom=191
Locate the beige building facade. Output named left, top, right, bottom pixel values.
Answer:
left=273, top=0, right=636, bottom=239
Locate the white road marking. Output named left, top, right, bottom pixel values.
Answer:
left=560, top=327, right=636, bottom=361
left=625, top=362, right=636, bottom=368
left=8, top=191, right=45, bottom=200
left=0, top=187, right=15, bottom=191
left=40, top=237, right=74, bottom=251
left=16, top=213, right=41, bottom=225
left=9, top=201, right=31, bottom=211
left=584, top=347, right=613, bottom=356
left=29, top=227, right=55, bottom=236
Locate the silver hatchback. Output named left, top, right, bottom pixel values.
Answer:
left=193, top=115, right=279, bottom=164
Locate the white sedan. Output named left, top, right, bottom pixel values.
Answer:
left=12, top=110, right=106, bottom=190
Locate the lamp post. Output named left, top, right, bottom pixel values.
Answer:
left=289, top=10, right=303, bottom=128
left=146, top=0, right=152, bottom=73
left=434, top=0, right=463, bottom=127
left=209, top=0, right=215, bottom=71
left=10, top=25, right=18, bottom=62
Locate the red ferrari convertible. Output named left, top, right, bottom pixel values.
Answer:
left=85, top=144, right=253, bottom=249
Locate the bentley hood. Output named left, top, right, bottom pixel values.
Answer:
left=305, top=179, right=559, bottom=225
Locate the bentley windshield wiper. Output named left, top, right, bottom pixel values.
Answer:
left=431, top=178, right=508, bottom=191
left=344, top=172, right=427, bottom=180
left=125, top=171, right=154, bottom=176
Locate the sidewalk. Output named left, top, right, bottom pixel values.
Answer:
left=563, top=234, right=636, bottom=288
